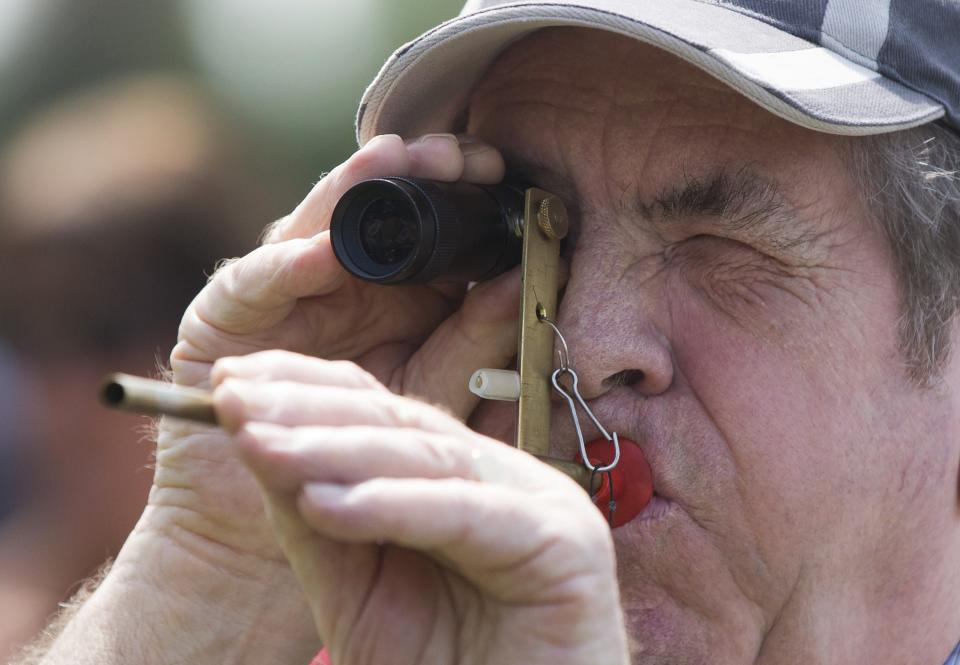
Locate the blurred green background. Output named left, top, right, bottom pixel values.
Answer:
left=0, top=0, right=464, bottom=186
left=0, top=1, right=464, bottom=658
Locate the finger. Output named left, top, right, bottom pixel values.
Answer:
left=268, top=133, right=507, bottom=243
left=396, top=259, right=568, bottom=420
left=391, top=267, right=520, bottom=419
left=228, top=419, right=553, bottom=494
left=457, top=134, right=506, bottom=184
left=251, top=476, right=407, bottom=651
left=267, top=134, right=410, bottom=243
left=211, top=351, right=387, bottom=392
left=231, top=423, right=473, bottom=491
left=184, top=234, right=343, bottom=341
left=213, top=377, right=467, bottom=435
left=295, top=477, right=612, bottom=598
left=404, top=134, right=465, bottom=180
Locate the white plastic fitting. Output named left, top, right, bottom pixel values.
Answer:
left=468, top=368, right=521, bottom=401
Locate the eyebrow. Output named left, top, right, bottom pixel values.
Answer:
left=638, top=166, right=817, bottom=254
left=505, top=155, right=818, bottom=257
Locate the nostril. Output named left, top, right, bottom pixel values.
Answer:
left=602, top=369, right=645, bottom=390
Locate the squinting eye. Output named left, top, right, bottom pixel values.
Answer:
left=683, top=234, right=762, bottom=254
left=664, top=234, right=768, bottom=267
left=686, top=233, right=733, bottom=245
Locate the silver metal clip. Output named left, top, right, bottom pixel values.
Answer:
left=539, top=316, right=621, bottom=474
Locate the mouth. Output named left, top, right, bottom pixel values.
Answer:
left=583, top=435, right=677, bottom=529
left=616, top=440, right=679, bottom=529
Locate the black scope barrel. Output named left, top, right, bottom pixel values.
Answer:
left=329, top=177, right=526, bottom=284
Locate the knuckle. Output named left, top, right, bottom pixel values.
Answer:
left=419, top=433, right=464, bottom=476
left=259, top=216, right=289, bottom=245
left=257, top=348, right=296, bottom=365
left=332, top=156, right=366, bottom=191
left=379, top=392, right=439, bottom=432
left=381, top=395, right=414, bottom=428
left=347, top=478, right=386, bottom=510
left=220, top=256, right=250, bottom=298
left=332, top=360, right=383, bottom=389
left=207, top=256, right=241, bottom=284
left=209, top=251, right=251, bottom=298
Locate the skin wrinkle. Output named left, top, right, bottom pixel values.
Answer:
left=677, top=369, right=786, bottom=622
left=710, top=225, right=864, bottom=357
left=671, top=354, right=766, bottom=565
left=618, top=106, right=665, bottom=211
left=683, top=248, right=821, bottom=338
left=340, top=545, right=389, bottom=664
left=149, top=515, right=288, bottom=582
left=598, top=64, right=629, bottom=214
left=437, top=569, right=471, bottom=663
left=415, top=568, right=451, bottom=665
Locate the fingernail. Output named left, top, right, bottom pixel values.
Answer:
left=213, top=378, right=251, bottom=433
left=243, top=421, right=286, bottom=439
left=410, top=133, right=459, bottom=149
left=363, top=134, right=401, bottom=150
left=221, top=376, right=251, bottom=393
left=461, top=143, right=493, bottom=157
left=455, top=134, right=494, bottom=157
left=218, top=377, right=257, bottom=414
left=302, top=482, right=350, bottom=505
left=211, top=357, right=240, bottom=383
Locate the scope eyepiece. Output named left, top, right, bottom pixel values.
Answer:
left=330, top=177, right=525, bottom=284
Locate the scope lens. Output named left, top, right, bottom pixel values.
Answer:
left=358, top=198, right=419, bottom=266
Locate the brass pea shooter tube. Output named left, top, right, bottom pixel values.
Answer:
left=100, top=373, right=596, bottom=491
left=101, top=373, right=216, bottom=424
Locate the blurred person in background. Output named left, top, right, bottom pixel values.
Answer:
left=0, top=74, right=270, bottom=658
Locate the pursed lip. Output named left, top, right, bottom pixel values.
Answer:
left=630, top=493, right=675, bottom=524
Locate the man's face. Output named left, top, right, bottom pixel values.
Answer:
left=467, top=28, right=958, bottom=663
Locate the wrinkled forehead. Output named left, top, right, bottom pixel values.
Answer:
left=469, top=28, right=743, bottom=123
left=466, top=28, right=837, bottom=181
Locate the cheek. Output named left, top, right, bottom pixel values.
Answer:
left=663, top=261, right=893, bottom=543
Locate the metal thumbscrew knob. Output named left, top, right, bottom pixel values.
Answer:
left=537, top=196, right=569, bottom=240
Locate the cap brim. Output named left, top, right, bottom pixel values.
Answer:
left=357, top=0, right=945, bottom=144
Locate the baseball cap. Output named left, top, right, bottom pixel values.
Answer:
left=356, top=0, right=960, bottom=143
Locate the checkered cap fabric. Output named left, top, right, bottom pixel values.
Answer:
left=946, top=641, right=960, bottom=665
left=357, top=0, right=959, bottom=143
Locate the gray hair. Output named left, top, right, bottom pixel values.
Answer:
left=849, top=122, right=960, bottom=385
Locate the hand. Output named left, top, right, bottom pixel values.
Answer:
left=173, top=132, right=516, bottom=402
left=212, top=350, right=630, bottom=665
left=135, top=134, right=521, bottom=652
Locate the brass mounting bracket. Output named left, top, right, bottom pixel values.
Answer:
left=515, top=189, right=593, bottom=489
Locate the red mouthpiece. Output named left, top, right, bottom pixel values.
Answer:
left=583, top=437, right=653, bottom=528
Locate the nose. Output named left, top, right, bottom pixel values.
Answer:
left=556, top=265, right=673, bottom=400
